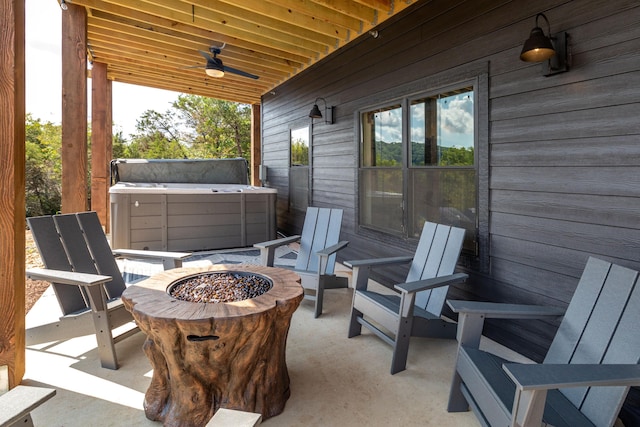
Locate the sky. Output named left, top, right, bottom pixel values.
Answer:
left=25, top=0, right=182, bottom=137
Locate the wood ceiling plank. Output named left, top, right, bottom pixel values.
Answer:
left=182, top=0, right=340, bottom=47
left=353, top=0, right=393, bottom=14
left=212, top=0, right=350, bottom=40
left=264, top=0, right=363, bottom=32
left=310, top=0, right=378, bottom=25
left=130, top=0, right=329, bottom=54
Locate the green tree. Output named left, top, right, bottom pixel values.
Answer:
left=173, top=95, right=251, bottom=162
left=25, top=114, right=62, bottom=216
left=127, top=109, right=188, bottom=159
left=112, top=130, right=127, bottom=159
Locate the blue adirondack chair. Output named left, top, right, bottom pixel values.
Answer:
left=26, top=211, right=190, bottom=369
left=254, top=207, right=348, bottom=318
left=345, top=222, right=468, bottom=374
left=447, top=257, right=640, bottom=427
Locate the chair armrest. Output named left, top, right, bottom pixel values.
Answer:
left=447, top=300, right=565, bottom=319
left=26, top=268, right=112, bottom=288
left=0, top=385, right=56, bottom=427
left=317, top=241, right=349, bottom=257
left=450, top=300, right=564, bottom=351
left=315, top=241, right=349, bottom=276
left=253, top=235, right=301, bottom=250
left=112, top=249, right=191, bottom=260
left=344, top=256, right=413, bottom=269
left=395, top=272, right=468, bottom=294
left=347, top=255, right=414, bottom=291
left=504, top=363, right=640, bottom=391
left=113, top=249, right=192, bottom=269
left=255, top=235, right=302, bottom=267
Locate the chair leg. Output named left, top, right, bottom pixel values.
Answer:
left=390, top=317, right=412, bottom=374
left=447, top=371, right=469, bottom=412
left=348, top=307, right=363, bottom=338
left=314, top=279, right=324, bottom=318
left=85, top=285, right=119, bottom=370
left=92, top=311, right=119, bottom=370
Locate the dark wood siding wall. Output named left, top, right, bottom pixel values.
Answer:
left=261, top=0, right=640, bottom=361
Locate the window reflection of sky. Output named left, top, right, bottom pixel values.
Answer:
left=291, top=127, right=309, bottom=147
left=435, top=92, right=473, bottom=149
left=372, top=92, right=474, bottom=149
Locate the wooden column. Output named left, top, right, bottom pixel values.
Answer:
left=0, top=0, right=26, bottom=388
left=250, top=103, right=262, bottom=186
left=90, top=62, right=112, bottom=231
left=61, top=3, right=88, bottom=213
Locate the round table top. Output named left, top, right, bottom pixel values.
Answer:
left=121, top=264, right=303, bottom=321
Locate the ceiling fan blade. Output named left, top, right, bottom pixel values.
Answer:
left=198, top=50, right=212, bottom=61
left=224, top=66, right=259, bottom=80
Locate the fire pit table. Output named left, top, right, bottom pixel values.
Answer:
left=121, top=264, right=303, bottom=427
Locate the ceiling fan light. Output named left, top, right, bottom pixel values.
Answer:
left=206, top=68, right=224, bottom=78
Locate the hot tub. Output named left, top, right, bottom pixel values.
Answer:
left=110, top=182, right=277, bottom=251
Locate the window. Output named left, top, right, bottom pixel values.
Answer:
left=289, top=126, right=310, bottom=211
left=359, top=85, right=478, bottom=254
left=360, top=104, right=403, bottom=234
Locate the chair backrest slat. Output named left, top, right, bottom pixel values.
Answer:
left=27, top=215, right=88, bottom=315
left=410, top=222, right=465, bottom=315
left=76, top=212, right=127, bottom=299
left=295, top=207, right=342, bottom=274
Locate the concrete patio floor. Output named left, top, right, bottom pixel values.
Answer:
left=21, top=252, right=495, bottom=426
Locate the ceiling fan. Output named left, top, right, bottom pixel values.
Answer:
left=189, top=45, right=259, bottom=80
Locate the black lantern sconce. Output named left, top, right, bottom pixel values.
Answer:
left=308, top=98, right=334, bottom=124
left=520, top=13, right=569, bottom=76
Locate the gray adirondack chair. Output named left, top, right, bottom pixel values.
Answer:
left=26, top=211, right=190, bottom=369
left=447, top=257, right=640, bottom=427
left=345, top=222, right=468, bottom=374
left=254, top=207, right=348, bottom=318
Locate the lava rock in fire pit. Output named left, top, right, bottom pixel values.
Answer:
left=168, top=271, right=273, bottom=303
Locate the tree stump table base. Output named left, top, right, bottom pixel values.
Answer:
left=121, top=264, right=303, bottom=427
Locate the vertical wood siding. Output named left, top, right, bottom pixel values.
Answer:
left=261, top=0, right=640, bottom=361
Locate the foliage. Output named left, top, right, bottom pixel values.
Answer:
left=291, top=141, right=309, bottom=166
left=124, top=95, right=251, bottom=163
left=174, top=95, right=251, bottom=161
left=25, top=114, right=62, bottom=216
left=125, top=109, right=187, bottom=159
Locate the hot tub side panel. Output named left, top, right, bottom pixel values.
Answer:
left=110, top=191, right=276, bottom=251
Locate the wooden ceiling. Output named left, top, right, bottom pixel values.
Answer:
left=69, top=0, right=417, bottom=104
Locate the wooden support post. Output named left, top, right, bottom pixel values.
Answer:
left=91, top=62, right=112, bottom=231
left=250, top=103, right=262, bottom=186
left=0, top=0, right=26, bottom=388
left=61, top=3, right=88, bottom=213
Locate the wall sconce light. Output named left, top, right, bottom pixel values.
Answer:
left=60, top=0, right=68, bottom=10
left=520, top=13, right=569, bottom=76
left=308, top=98, right=334, bottom=124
